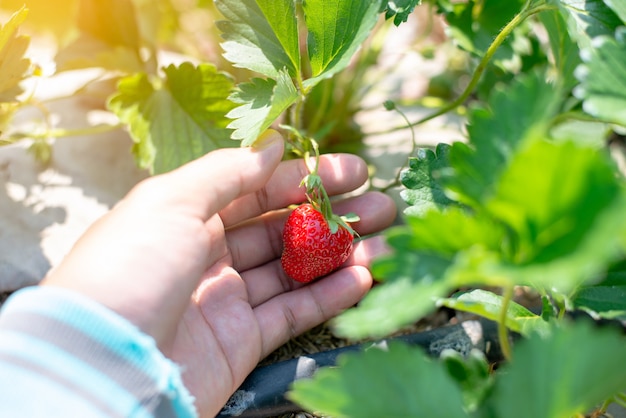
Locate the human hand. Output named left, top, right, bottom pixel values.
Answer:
left=43, top=130, right=396, bottom=417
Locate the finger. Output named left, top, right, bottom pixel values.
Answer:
left=243, top=234, right=391, bottom=308
left=219, top=153, right=369, bottom=227
left=227, top=191, right=396, bottom=272
left=253, top=265, right=373, bottom=358
left=127, top=130, right=284, bottom=222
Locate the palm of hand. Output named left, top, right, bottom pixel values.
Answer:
left=45, top=137, right=395, bottom=417
left=169, top=188, right=392, bottom=417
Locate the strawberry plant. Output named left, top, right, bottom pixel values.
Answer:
left=289, top=1, right=626, bottom=417
left=2, top=0, right=626, bottom=417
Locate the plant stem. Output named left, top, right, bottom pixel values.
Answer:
left=9, top=123, right=124, bottom=141
left=380, top=103, right=417, bottom=193
left=498, top=285, right=514, bottom=361
left=1, top=123, right=124, bottom=148
left=615, top=393, right=626, bottom=408
left=292, top=95, right=306, bottom=135
left=290, top=73, right=309, bottom=139
left=307, top=79, right=333, bottom=135
left=597, top=398, right=612, bottom=414
left=551, top=110, right=626, bottom=129
left=375, top=2, right=554, bottom=135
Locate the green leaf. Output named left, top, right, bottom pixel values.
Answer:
left=108, top=72, right=155, bottom=169
left=436, top=0, right=524, bottom=56
left=436, top=1, right=477, bottom=54
left=0, top=7, right=30, bottom=102
left=333, top=208, right=506, bottom=339
left=400, top=143, right=457, bottom=216
left=539, top=9, right=581, bottom=90
left=439, top=289, right=550, bottom=337
left=441, top=349, right=492, bottom=413
left=601, top=263, right=626, bottom=286
left=303, top=0, right=384, bottom=88
left=226, top=68, right=298, bottom=146
left=400, top=207, right=506, bottom=257
left=477, top=0, right=526, bottom=35
left=383, top=0, right=421, bottom=26
left=549, top=116, right=609, bottom=147
left=289, top=342, right=469, bottom=418
left=486, top=322, right=626, bottom=418
left=215, top=0, right=300, bottom=78
left=56, top=0, right=145, bottom=72
left=573, top=267, right=626, bottom=319
left=27, top=138, right=52, bottom=164
left=486, top=138, right=626, bottom=293
left=107, top=62, right=236, bottom=174
left=603, top=0, right=626, bottom=23
left=554, top=0, right=623, bottom=50
left=446, top=72, right=562, bottom=205
left=574, top=28, right=626, bottom=127
left=572, top=260, right=626, bottom=321
left=573, top=285, right=626, bottom=320
left=333, top=275, right=452, bottom=339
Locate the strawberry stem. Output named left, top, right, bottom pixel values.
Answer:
left=302, top=137, right=359, bottom=236
left=280, top=124, right=360, bottom=236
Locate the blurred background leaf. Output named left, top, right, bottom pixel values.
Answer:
left=107, top=63, right=236, bottom=174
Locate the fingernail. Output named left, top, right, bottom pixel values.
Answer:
left=252, top=129, right=282, bottom=149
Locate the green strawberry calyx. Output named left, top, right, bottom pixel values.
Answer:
left=300, top=137, right=360, bottom=236
left=280, top=124, right=360, bottom=235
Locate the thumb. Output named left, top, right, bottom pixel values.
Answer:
left=132, top=130, right=285, bottom=221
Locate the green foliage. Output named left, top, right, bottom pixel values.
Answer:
left=574, top=284, right=626, bottom=320
left=303, top=0, right=383, bottom=86
left=400, top=143, right=457, bottom=216
left=291, top=322, right=626, bottom=417
left=604, top=0, right=626, bottom=22
left=440, top=349, right=492, bottom=413
left=439, top=289, right=550, bottom=337
left=299, top=2, right=626, bottom=415
left=290, top=342, right=469, bottom=418
left=485, top=139, right=626, bottom=292
left=573, top=261, right=626, bottom=320
left=446, top=72, right=562, bottom=206
left=333, top=274, right=451, bottom=339
left=553, top=0, right=623, bottom=49
left=539, top=9, right=581, bottom=90
left=338, top=64, right=626, bottom=340
left=435, top=0, right=525, bottom=56
left=0, top=6, right=31, bottom=145
left=575, top=28, right=626, bottom=126
left=226, top=69, right=298, bottom=146
left=383, top=0, right=422, bottom=25
left=107, top=63, right=236, bottom=174
left=484, top=321, right=626, bottom=418
left=335, top=122, right=626, bottom=343
left=3, top=1, right=626, bottom=416
left=215, top=0, right=384, bottom=144
left=0, top=7, right=30, bottom=102
left=334, top=207, right=506, bottom=339
left=214, top=0, right=301, bottom=78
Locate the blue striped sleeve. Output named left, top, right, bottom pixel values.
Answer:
left=0, top=286, right=198, bottom=418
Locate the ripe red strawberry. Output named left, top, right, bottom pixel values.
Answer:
left=281, top=204, right=355, bottom=283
